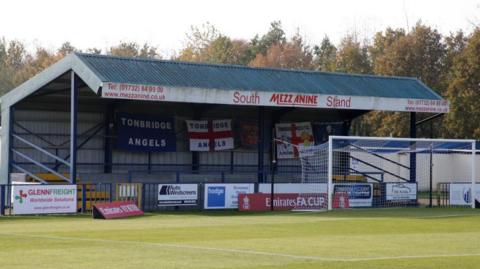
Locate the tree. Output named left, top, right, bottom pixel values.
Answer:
left=249, top=21, right=286, bottom=57
left=313, top=36, right=337, bottom=72
left=5, top=40, right=26, bottom=70
left=86, top=47, right=102, bottom=55
left=200, top=35, right=235, bottom=64
left=0, top=38, right=14, bottom=96
left=58, top=42, right=77, bottom=57
left=176, top=22, right=221, bottom=62
left=0, top=40, right=28, bottom=95
left=177, top=22, right=257, bottom=65
left=443, top=31, right=468, bottom=83
left=335, top=34, right=371, bottom=74
left=443, top=28, right=480, bottom=138
left=230, top=39, right=253, bottom=65
left=369, top=28, right=406, bottom=68
left=355, top=23, right=448, bottom=138
left=249, top=32, right=313, bottom=70
left=373, top=23, right=446, bottom=91
left=108, top=41, right=160, bottom=58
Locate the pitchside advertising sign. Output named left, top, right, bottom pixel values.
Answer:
left=449, top=183, right=480, bottom=206
left=204, top=184, right=254, bottom=209
left=239, top=183, right=328, bottom=211
left=333, top=183, right=373, bottom=207
left=385, top=183, right=417, bottom=201
left=238, top=193, right=327, bottom=211
left=117, top=113, right=176, bottom=152
left=12, top=185, right=77, bottom=215
left=101, top=82, right=449, bottom=113
left=158, top=184, right=198, bottom=206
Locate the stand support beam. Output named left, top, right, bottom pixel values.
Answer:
left=70, top=71, right=78, bottom=184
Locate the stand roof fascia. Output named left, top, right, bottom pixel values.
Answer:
left=0, top=53, right=448, bottom=113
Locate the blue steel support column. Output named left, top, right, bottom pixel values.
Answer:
left=257, top=107, right=265, bottom=183
left=70, top=71, right=78, bottom=184
left=8, top=107, right=14, bottom=185
left=104, top=103, right=114, bottom=173
left=410, top=112, right=416, bottom=182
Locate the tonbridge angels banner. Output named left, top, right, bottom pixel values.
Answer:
left=117, top=113, right=176, bottom=152
left=186, top=120, right=234, bottom=151
left=275, top=122, right=314, bottom=159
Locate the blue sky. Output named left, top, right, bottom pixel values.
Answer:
left=0, top=0, right=478, bottom=56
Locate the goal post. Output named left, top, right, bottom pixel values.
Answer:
left=297, top=136, right=477, bottom=211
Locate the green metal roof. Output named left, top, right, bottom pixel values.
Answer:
left=76, top=53, right=442, bottom=100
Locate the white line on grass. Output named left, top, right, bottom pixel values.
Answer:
left=2, top=232, right=480, bottom=263
left=414, top=213, right=480, bottom=219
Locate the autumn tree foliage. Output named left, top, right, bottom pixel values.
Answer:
left=443, top=28, right=480, bottom=138
left=1, top=21, right=479, bottom=139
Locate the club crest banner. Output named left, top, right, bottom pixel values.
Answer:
left=186, top=120, right=234, bottom=151
left=238, top=121, right=258, bottom=149
left=275, top=122, right=314, bottom=159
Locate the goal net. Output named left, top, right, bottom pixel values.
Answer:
left=297, top=136, right=477, bottom=210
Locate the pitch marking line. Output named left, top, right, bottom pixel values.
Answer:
left=2, top=232, right=480, bottom=262
left=414, top=213, right=480, bottom=219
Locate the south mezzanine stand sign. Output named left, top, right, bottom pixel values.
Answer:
left=101, top=82, right=449, bottom=114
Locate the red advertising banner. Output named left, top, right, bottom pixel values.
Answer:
left=93, top=201, right=144, bottom=219
left=238, top=193, right=327, bottom=211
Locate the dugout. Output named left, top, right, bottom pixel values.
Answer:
left=0, top=53, right=449, bottom=185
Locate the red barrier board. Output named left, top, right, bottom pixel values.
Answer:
left=93, top=201, right=144, bottom=219
left=238, top=193, right=327, bottom=211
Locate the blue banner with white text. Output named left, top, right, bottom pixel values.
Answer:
left=117, top=113, right=176, bottom=152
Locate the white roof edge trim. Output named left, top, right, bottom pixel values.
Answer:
left=0, top=53, right=103, bottom=109
left=70, top=54, right=103, bottom=94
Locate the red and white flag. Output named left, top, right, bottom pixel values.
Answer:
left=275, top=122, right=314, bottom=159
left=186, top=120, right=234, bottom=151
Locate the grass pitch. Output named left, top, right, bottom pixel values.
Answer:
left=1, top=208, right=480, bottom=269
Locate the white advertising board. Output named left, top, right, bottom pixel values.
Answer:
left=204, top=183, right=254, bottom=209
left=333, top=183, right=373, bottom=207
left=158, top=184, right=198, bottom=206
left=258, top=183, right=328, bottom=194
left=12, top=185, right=77, bottom=215
left=386, top=183, right=417, bottom=201
left=449, top=183, right=480, bottom=206
left=101, top=82, right=449, bottom=113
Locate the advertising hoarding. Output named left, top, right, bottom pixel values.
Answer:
left=158, top=184, right=198, bottom=206
left=333, top=183, right=373, bottom=207
left=12, top=185, right=77, bottom=215
left=204, top=184, right=254, bottom=209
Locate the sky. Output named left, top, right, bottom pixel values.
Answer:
left=0, top=0, right=479, bottom=57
